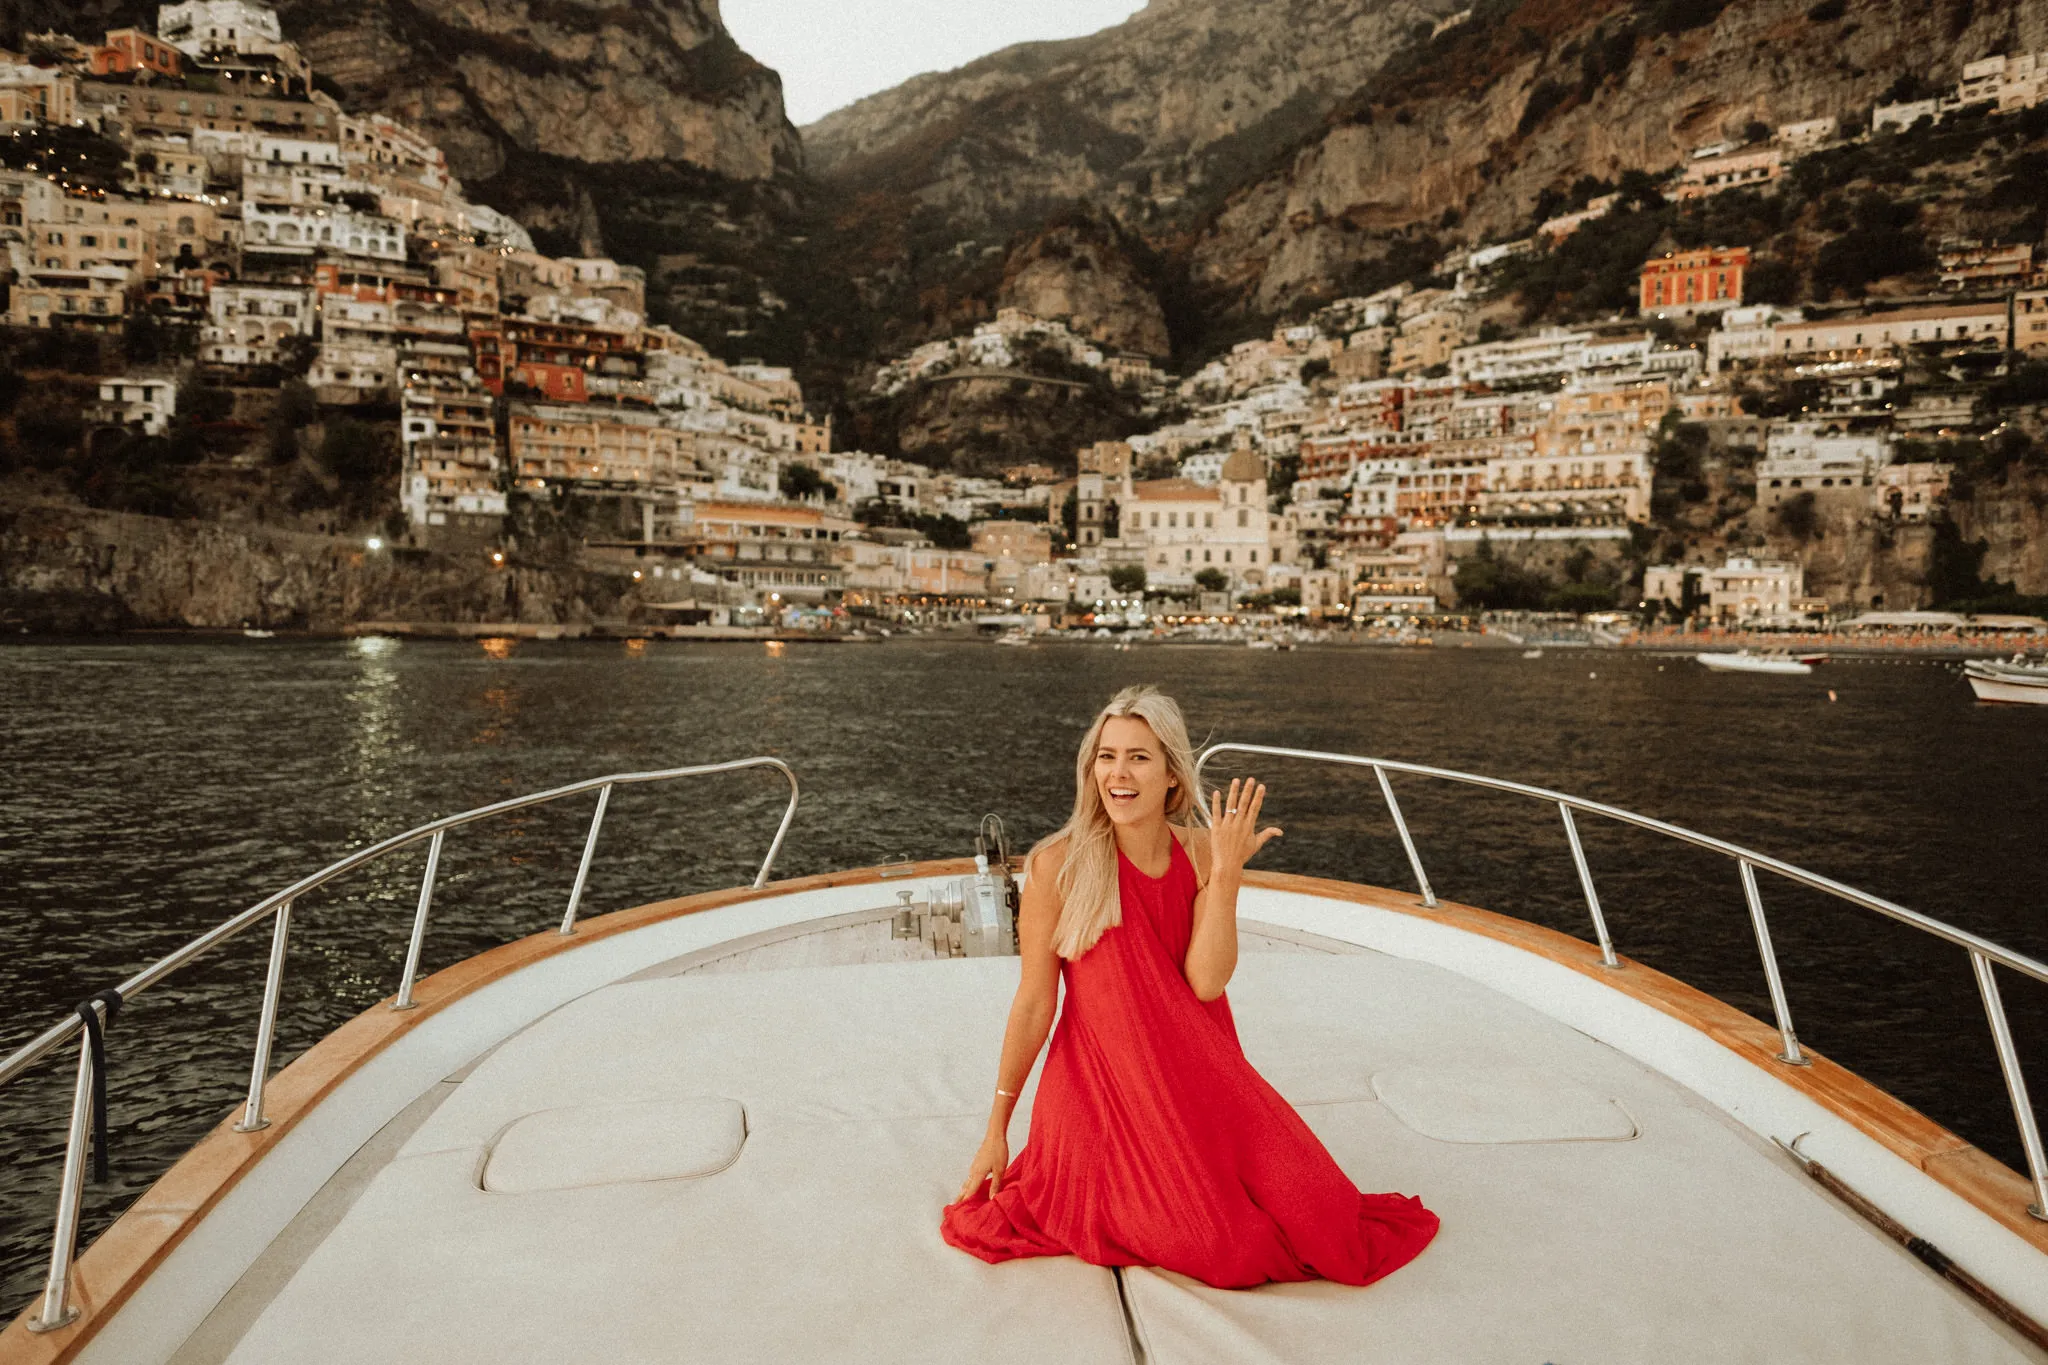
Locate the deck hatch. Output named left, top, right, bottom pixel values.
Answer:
left=480, top=1097, right=746, bottom=1193
left=1371, top=1067, right=1637, bottom=1144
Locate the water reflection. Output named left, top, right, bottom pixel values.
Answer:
left=472, top=687, right=516, bottom=748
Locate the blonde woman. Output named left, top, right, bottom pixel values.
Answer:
left=941, top=685, right=1438, bottom=1289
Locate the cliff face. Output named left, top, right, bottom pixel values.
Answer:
left=996, top=212, right=1171, bottom=358
left=808, top=0, right=1455, bottom=224
left=1189, top=0, right=2048, bottom=318
left=275, top=0, right=799, bottom=189
left=807, top=0, right=1457, bottom=359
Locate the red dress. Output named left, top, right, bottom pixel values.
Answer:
left=942, top=836, right=1439, bottom=1289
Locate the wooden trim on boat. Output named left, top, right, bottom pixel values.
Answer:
left=3, top=862, right=2042, bottom=1363
left=0, top=857, right=984, bottom=1364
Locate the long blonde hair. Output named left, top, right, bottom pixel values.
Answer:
left=1036, top=685, right=1204, bottom=959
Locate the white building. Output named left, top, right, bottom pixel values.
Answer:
left=202, top=282, right=312, bottom=367
left=1644, top=557, right=1805, bottom=623
left=89, top=376, right=177, bottom=436
left=1451, top=329, right=1593, bottom=389
left=1115, top=447, right=1278, bottom=592
left=1776, top=117, right=1839, bottom=151
left=243, top=203, right=406, bottom=261
left=1708, top=305, right=1804, bottom=372
left=156, top=1, right=283, bottom=56
left=1756, top=424, right=1887, bottom=509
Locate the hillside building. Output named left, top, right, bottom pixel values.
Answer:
left=1640, top=246, right=1749, bottom=317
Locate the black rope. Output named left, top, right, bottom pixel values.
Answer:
left=74, top=989, right=123, bottom=1183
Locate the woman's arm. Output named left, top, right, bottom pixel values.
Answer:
left=1184, top=778, right=1281, bottom=1002
left=955, top=841, right=1065, bottom=1200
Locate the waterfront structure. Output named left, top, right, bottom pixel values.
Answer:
left=1645, top=556, right=1806, bottom=623
left=1110, top=446, right=1278, bottom=592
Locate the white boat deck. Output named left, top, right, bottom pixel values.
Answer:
left=160, top=916, right=2040, bottom=1365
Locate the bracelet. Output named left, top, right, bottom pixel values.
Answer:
left=996, top=1088, right=1017, bottom=1099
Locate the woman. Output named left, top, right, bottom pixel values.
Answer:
left=942, top=685, right=1439, bottom=1290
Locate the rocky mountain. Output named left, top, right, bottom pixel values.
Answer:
left=995, top=208, right=1171, bottom=358
left=808, top=0, right=1460, bottom=233
left=804, top=0, right=1463, bottom=364
left=1189, top=0, right=2048, bottom=319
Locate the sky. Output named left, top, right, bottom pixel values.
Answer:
left=722, top=0, right=1150, bottom=127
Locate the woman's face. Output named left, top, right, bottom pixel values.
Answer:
left=1094, top=715, right=1176, bottom=828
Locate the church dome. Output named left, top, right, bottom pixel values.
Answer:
left=1220, top=447, right=1264, bottom=484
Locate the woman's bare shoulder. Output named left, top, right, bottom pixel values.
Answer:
left=1173, top=825, right=1213, bottom=883
left=1027, top=834, right=1071, bottom=881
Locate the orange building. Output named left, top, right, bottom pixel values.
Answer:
left=1640, top=246, right=1750, bottom=316
left=91, top=28, right=183, bottom=78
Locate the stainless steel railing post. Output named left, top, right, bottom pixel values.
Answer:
left=1559, top=803, right=1619, bottom=968
left=753, top=764, right=801, bottom=889
left=1372, top=764, right=1437, bottom=908
left=392, top=830, right=445, bottom=1011
left=28, top=1032, right=95, bottom=1333
left=234, top=898, right=293, bottom=1132
left=1970, top=950, right=2048, bottom=1220
left=1738, top=859, right=1808, bottom=1066
left=558, top=784, right=614, bottom=935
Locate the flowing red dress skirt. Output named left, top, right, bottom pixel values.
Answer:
left=942, top=837, right=1439, bottom=1290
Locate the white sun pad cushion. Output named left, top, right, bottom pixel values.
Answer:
left=1371, top=1067, right=1637, bottom=1144
left=482, top=1098, right=746, bottom=1194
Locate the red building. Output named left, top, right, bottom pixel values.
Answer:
left=1639, top=246, right=1750, bottom=316
left=91, top=28, right=182, bottom=78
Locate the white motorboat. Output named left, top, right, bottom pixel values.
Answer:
left=3, top=749, right=2046, bottom=1364
left=1696, top=650, right=1815, bottom=676
left=1965, top=657, right=2048, bottom=706
left=1521, top=649, right=1544, bottom=660
left=993, top=629, right=1033, bottom=647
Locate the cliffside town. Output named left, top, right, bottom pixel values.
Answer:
left=2, top=0, right=2047, bottom=634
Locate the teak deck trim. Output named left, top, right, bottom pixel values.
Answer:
left=3, top=864, right=2041, bottom=1363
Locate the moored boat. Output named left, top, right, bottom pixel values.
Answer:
left=2, top=750, right=2045, bottom=1363
left=1965, top=657, right=2048, bottom=706
left=1697, top=649, right=1815, bottom=675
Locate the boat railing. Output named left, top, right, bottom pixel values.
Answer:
left=1194, top=743, right=2048, bottom=1228
left=0, top=757, right=799, bottom=1335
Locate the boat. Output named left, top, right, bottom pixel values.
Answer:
left=3, top=749, right=2046, bottom=1363
left=1696, top=649, right=1814, bottom=675
left=993, top=629, right=1034, bottom=648
left=1965, top=656, right=2048, bottom=706
left=1521, top=648, right=1544, bottom=660
left=239, top=629, right=275, bottom=639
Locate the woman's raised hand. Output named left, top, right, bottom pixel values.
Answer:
left=1208, top=777, right=1282, bottom=876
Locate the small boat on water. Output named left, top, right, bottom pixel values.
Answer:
left=3, top=750, right=2046, bottom=1362
left=1696, top=649, right=1815, bottom=676
left=1521, top=648, right=1544, bottom=660
left=1964, top=655, right=2048, bottom=706
left=993, top=629, right=1033, bottom=648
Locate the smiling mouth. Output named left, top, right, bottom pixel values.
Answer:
left=1107, top=787, right=1138, bottom=804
